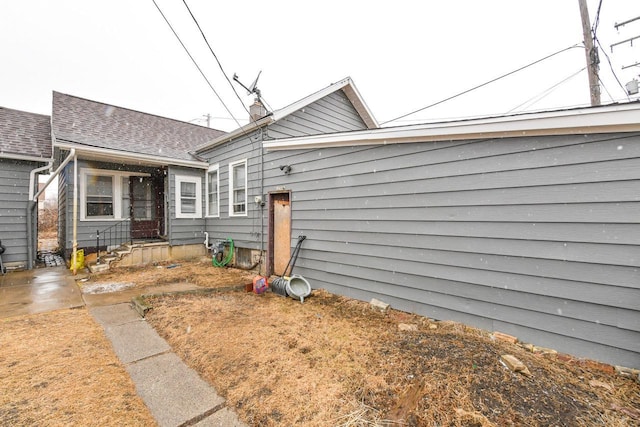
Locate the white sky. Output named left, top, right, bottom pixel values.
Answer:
left=2, top=1, right=639, bottom=132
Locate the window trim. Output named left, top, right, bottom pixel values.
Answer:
left=79, top=168, right=149, bottom=221
left=229, top=159, right=248, bottom=217
left=205, top=164, right=220, bottom=218
left=175, top=175, right=202, bottom=219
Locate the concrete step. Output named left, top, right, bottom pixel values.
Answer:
left=88, top=263, right=110, bottom=273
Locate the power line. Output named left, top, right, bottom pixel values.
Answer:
left=381, top=44, right=582, bottom=125
left=506, top=66, right=586, bottom=113
left=181, top=0, right=250, bottom=118
left=593, top=0, right=604, bottom=35
left=151, top=0, right=240, bottom=127
left=595, top=37, right=631, bottom=100
left=598, top=75, right=615, bottom=102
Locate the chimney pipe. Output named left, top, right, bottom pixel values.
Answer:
left=249, top=98, right=266, bottom=122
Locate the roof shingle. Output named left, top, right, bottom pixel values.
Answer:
left=0, top=107, right=51, bottom=159
left=51, top=92, right=225, bottom=162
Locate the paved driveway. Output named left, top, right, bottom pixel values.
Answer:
left=0, top=266, right=83, bottom=318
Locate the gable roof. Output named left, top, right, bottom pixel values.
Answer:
left=263, top=101, right=640, bottom=151
left=51, top=92, right=226, bottom=166
left=194, top=77, right=378, bottom=153
left=0, top=106, right=52, bottom=161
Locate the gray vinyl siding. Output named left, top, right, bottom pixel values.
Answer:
left=261, top=132, right=640, bottom=368
left=200, top=131, right=263, bottom=249
left=167, top=166, right=206, bottom=246
left=199, top=89, right=369, bottom=249
left=0, top=158, right=42, bottom=266
left=267, top=91, right=370, bottom=138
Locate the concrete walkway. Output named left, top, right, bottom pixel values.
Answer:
left=0, top=267, right=247, bottom=427
left=90, top=303, right=246, bottom=427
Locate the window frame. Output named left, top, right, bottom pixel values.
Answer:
left=205, top=164, right=220, bottom=218
left=229, top=159, right=248, bottom=217
left=175, top=175, right=202, bottom=219
left=79, top=168, right=149, bottom=221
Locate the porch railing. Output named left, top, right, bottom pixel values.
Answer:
left=96, top=217, right=165, bottom=264
left=96, top=219, right=131, bottom=265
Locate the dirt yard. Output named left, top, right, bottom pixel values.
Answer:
left=76, top=258, right=639, bottom=426
left=0, top=309, right=155, bottom=426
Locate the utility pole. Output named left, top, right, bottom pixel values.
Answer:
left=578, top=0, right=601, bottom=106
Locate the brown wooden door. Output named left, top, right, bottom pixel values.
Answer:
left=130, top=176, right=161, bottom=239
left=270, top=192, right=291, bottom=276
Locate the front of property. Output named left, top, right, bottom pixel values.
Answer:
left=4, top=79, right=637, bottom=369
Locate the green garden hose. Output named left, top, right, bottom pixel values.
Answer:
left=212, top=238, right=234, bottom=267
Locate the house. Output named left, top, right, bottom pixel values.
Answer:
left=51, top=78, right=374, bottom=268
left=250, top=102, right=639, bottom=369
left=51, top=91, right=226, bottom=264
left=0, top=106, right=53, bottom=270
left=10, top=77, right=638, bottom=368
left=194, top=77, right=377, bottom=271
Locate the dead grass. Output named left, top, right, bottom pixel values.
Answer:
left=86, top=257, right=254, bottom=290
left=7, top=259, right=637, bottom=426
left=0, top=308, right=155, bottom=426
left=143, top=280, right=640, bottom=427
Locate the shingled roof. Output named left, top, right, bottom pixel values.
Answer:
left=0, top=106, right=52, bottom=159
left=52, top=92, right=225, bottom=162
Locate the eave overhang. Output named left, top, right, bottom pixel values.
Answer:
left=54, top=140, right=209, bottom=169
left=263, top=102, right=640, bottom=151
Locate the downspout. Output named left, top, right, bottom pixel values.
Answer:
left=26, top=162, right=53, bottom=269
left=260, top=127, right=265, bottom=276
left=26, top=148, right=76, bottom=269
left=72, top=152, right=78, bottom=275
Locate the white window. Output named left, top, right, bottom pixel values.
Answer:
left=80, top=169, right=149, bottom=221
left=229, top=159, right=247, bottom=216
left=175, top=175, right=202, bottom=219
left=86, top=174, right=114, bottom=217
left=206, top=164, right=219, bottom=217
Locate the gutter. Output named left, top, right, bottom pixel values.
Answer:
left=1, top=152, right=54, bottom=163
left=54, top=140, right=209, bottom=169
left=263, top=102, right=640, bottom=151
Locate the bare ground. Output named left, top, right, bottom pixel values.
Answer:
left=87, top=259, right=640, bottom=427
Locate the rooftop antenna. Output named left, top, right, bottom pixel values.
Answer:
left=233, top=71, right=262, bottom=102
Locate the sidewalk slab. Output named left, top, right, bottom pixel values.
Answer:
left=90, top=303, right=141, bottom=327
left=195, top=407, right=247, bottom=426
left=126, top=352, right=225, bottom=427
left=99, top=317, right=171, bottom=364
left=90, top=303, right=170, bottom=364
